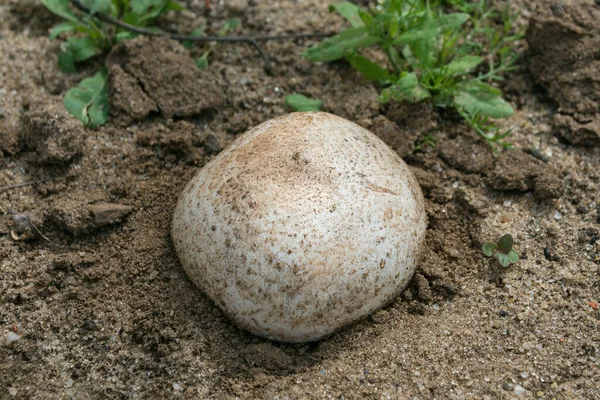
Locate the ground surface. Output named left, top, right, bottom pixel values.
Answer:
left=1, top=0, right=599, bottom=399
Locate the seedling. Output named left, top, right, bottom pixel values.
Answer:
left=482, top=233, right=519, bottom=267
left=305, top=0, right=523, bottom=151
left=186, top=19, right=241, bottom=70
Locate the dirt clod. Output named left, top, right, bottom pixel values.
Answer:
left=106, top=36, right=226, bottom=121
left=527, top=0, right=600, bottom=145
left=20, top=100, right=84, bottom=164
left=241, top=343, right=293, bottom=371
left=438, top=134, right=495, bottom=174
left=48, top=191, right=132, bottom=235
left=486, top=150, right=563, bottom=200
left=107, top=64, right=158, bottom=126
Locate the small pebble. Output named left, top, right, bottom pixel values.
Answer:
left=172, top=382, right=183, bottom=392
left=544, top=247, right=559, bottom=261
left=577, top=205, right=588, bottom=214
left=553, top=211, right=562, bottom=220
left=8, top=388, right=17, bottom=396
left=520, top=372, right=529, bottom=379
left=6, top=331, right=20, bottom=344
left=514, top=384, right=526, bottom=396
left=81, top=319, right=97, bottom=331
left=503, top=200, right=512, bottom=207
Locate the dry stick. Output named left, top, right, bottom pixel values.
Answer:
left=69, top=0, right=332, bottom=74
left=0, top=178, right=63, bottom=193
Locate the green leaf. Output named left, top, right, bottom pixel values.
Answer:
left=132, top=0, right=182, bottom=23
left=379, top=73, right=431, bottom=104
left=66, top=36, right=100, bottom=62
left=507, top=249, right=519, bottom=263
left=42, top=0, right=80, bottom=23
left=482, top=242, right=497, bottom=257
left=329, top=2, right=364, bottom=28
left=86, top=0, right=113, bottom=15
left=358, top=9, right=374, bottom=27
left=304, top=27, right=380, bottom=62
left=64, top=69, right=109, bottom=128
left=115, top=30, right=138, bottom=42
left=497, top=234, right=514, bottom=253
left=130, top=0, right=161, bottom=16
left=285, top=94, right=323, bottom=112
left=58, top=49, right=76, bottom=72
left=445, top=55, right=483, bottom=76
left=495, top=253, right=511, bottom=268
left=49, top=22, right=79, bottom=40
left=183, top=27, right=204, bottom=49
left=345, top=53, right=391, bottom=83
left=453, top=81, right=514, bottom=119
left=166, top=1, right=184, bottom=11
left=219, top=18, right=240, bottom=36
left=394, top=13, right=469, bottom=44
left=195, top=55, right=209, bottom=70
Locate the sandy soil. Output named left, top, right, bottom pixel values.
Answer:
left=1, top=0, right=599, bottom=399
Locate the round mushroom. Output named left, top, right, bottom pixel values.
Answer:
left=172, top=112, right=427, bottom=342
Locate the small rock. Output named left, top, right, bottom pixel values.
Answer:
left=8, top=387, right=17, bottom=396
left=225, top=0, right=248, bottom=12
left=81, top=319, right=97, bottom=331
left=172, top=382, right=183, bottom=392
left=203, top=134, right=222, bottom=154
left=514, top=384, right=526, bottom=396
left=49, top=192, right=133, bottom=235
left=544, top=247, right=559, bottom=261
left=89, top=203, right=133, bottom=226
left=6, top=331, right=21, bottom=344
left=414, top=274, right=433, bottom=303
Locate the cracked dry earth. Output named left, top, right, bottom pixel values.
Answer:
left=1, top=0, right=599, bottom=399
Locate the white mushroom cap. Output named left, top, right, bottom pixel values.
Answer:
left=172, top=112, right=427, bottom=342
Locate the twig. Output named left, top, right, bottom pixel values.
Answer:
left=69, top=0, right=332, bottom=74
left=0, top=178, right=63, bottom=193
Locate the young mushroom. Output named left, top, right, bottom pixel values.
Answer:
left=172, top=112, right=427, bottom=342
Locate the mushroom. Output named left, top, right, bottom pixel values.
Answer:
left=172, top=112, right=427, bottom=342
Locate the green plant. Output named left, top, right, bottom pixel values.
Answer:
left=44, top=0, right=184, bottom=72
left=414, top=133, right=436, bottom=151
left=304, top=0, right=523, bottom=151
left=43, top=0, right=184, bottom=126
left=185, top=18, right=241, bottom=70
left=285, top=94, right=323, bottom=112
left=482, top=233, right=519, bottom=267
